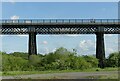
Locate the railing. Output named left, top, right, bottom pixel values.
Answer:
left=1, top=19, right=120, bottom=24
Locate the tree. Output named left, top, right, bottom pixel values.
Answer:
left=2, top=54, right=28, bottom=71
left=83, top=55, right=98, bottom=67
left=106, top=52, right=119, bottom=67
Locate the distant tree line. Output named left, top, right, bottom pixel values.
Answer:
left=0, top=47, right=119, bottom=71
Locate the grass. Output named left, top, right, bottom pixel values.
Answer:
left=2, top=67, right=118, bottom=76
left=85, top=74, right=118, bottom=79
left=98, top=74, right=118, bottom=79
left=0, top=72, right=2, bottom=76
left=46, top=74, right=118, bottom=79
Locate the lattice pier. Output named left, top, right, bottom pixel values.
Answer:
left=96, top=33, right=105, bottom=68
left=28, top=32, right=37, bottom=58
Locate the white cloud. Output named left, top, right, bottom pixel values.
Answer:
left=52, top=48, right=57, bottom=52
left=107, top=48, right=114, bottom=53
left=9, top=0, right=15, bottom=4
left=79, top=40, right=87, bottom=50
left=40, top=41, right=48, bottom=45
left=0, top=35, right=2, bottom=37
left=76, top=39, right=95, bottom=55
left=37, top=34, right=81, bottom=37
left=79, top=40, right=95, bottom=50
left=64, top=34, right=81, bottom=37
left=0, top=35, right=28, bottom=38
left=105, top=34, right=113, bottom=37
left=10, top=15, right=19, bottom=20
left=0, top=35, right=11, bottom=37
left=39, top=47, right=49, bottom=54
left=106, top=48, right=117, bottom=57
left=5, top=50, right=22, bottom=54
left=43, top=41, right=48, bottom=45
left=16, top=35, right=28, bottom=37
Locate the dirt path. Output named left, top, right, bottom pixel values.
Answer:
left=1, top=71, right=118, bottom=79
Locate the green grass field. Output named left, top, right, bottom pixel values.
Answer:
left=2, top=67, right=118, bottom=76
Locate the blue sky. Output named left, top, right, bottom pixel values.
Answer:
left=1, top=2, right=119, bottom=57
left=1, top=0, right=120, bottom=2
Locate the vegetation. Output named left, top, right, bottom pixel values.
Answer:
left=0, top=47, right=119, bottom=72
left=2, top=67, right=118, bottom=76
left=105, top=52, right=119, bottom=67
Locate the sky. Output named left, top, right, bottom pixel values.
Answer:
left=1, top=0, right=120, bottom=2
left=0, top=2, right=119, bottom=57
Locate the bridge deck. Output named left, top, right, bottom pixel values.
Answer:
left=1, top=19, right=120, bottom=25
left=1, top=19, right=120, bottom=34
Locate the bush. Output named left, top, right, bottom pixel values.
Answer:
left=83, top=55, right=98, bottom=67
left=2, top=54, right=28, bottom=71
left=106, top=52, right=119, bottom=67
left=3, top=48, right=119, bottom=71
left=29, top=55, right=41, bottom=66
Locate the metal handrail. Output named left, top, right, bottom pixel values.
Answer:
left=1, top=19, right=120, bottom=24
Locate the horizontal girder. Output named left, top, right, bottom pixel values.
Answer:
left=1, top=19, right=120, bottom=34
left=1, top=19, right=120, bottom=25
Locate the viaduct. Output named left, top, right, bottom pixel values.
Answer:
left=1, top=19, right=120, bottom=68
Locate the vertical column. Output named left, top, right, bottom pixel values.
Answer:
left=96, top=33, right=105, bottom=68
left=28, top=32, right=37, bottom=58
